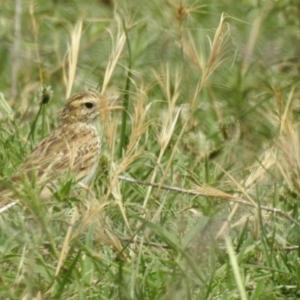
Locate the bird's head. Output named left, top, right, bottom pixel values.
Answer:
left=60, top=90, right=122, bottom=124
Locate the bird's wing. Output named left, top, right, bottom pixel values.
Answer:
left=15, top=124, right=100, bottom=185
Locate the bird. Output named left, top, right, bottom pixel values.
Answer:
left=0, top=89, right=121, bottom=212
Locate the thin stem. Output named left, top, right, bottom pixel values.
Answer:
left=118, top=17, right=132, bottom=158
left=118, top=175, right=300, bottom=229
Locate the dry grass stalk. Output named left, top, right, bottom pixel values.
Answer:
left=274, top=86, right=300, bottom=192
left=16, top=245, right=27, bottom=285
left=241, top=14, right=263, bottom=74
left=10, top=0, right=22, bottom=102
left=100, top=101, right=119, bottom=156
left=215, top=203, right=239, bottom=239
left=110, top=164, right=132, bottom=234
left=55, top=207, right=78, bottom=276
left=242, top=2, right=272, bottom=74
left=71, top=201, right=110, bottom=240
left=118, top=87, right=152, bottom=174
left=105, top=87, right=152, bottom=234
left=278, top=127, right=300, bottom=193
left=29, top=2, right=44, bottom=86
left=119, top=176, right=300, bottom=228
left=215, top=162, right=258, bottom=207
left=101, top=13, right=127, bottom=94
left=243, top=149, right=276, bottom=188
left=142, top=66, right=182, bottom=212
left=63, top=20, right=83, bottom=98
left=191, top=13, right=230, bottom=108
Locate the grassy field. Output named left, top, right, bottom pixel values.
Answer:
left=1, top=0, right=300, bottom=299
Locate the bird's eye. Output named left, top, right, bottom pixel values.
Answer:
left=84, top=102, right=94, bottom=109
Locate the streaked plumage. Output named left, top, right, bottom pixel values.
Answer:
left=0, top=90, right=119, bottom=211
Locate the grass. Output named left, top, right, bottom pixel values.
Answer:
left=1, top=0, right=300, bottom=299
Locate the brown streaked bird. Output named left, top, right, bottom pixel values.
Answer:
left=0, top=89, right=120, bottom=212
